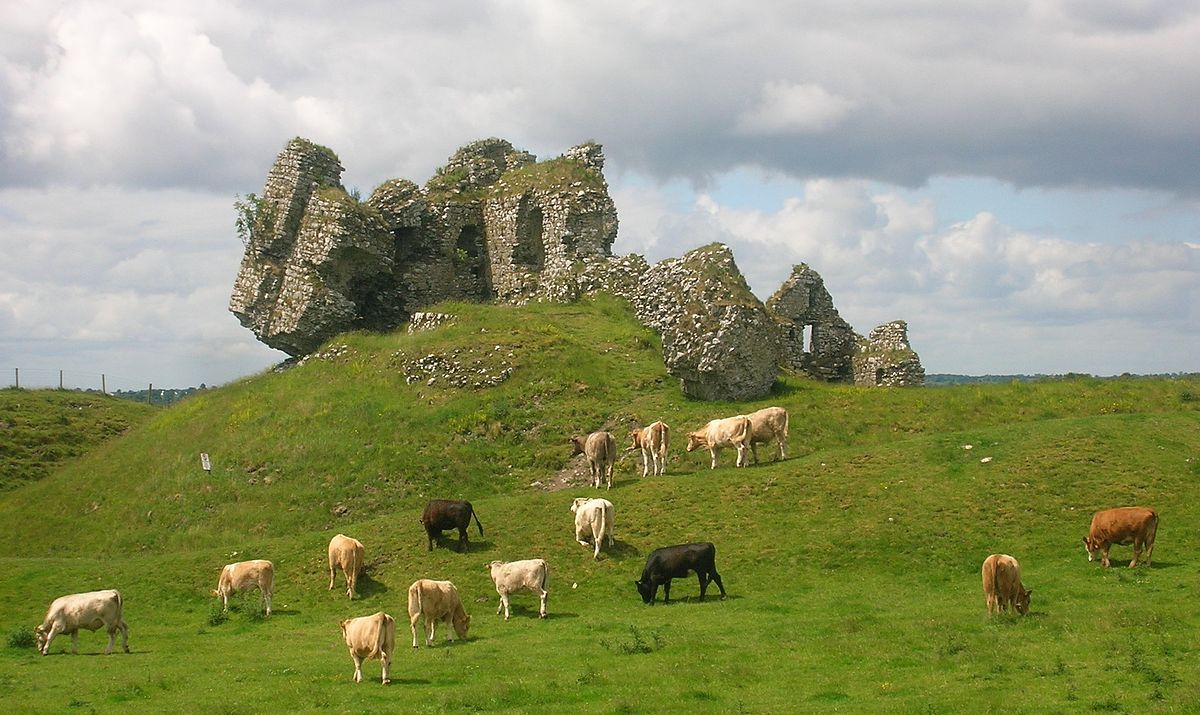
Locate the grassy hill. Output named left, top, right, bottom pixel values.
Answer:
left=0, top=389, right=156, bottom=490
left=1, top=294, right=1198, bottom=713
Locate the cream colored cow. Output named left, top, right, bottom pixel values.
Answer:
left=406, top=579, right=471, bottom=648
left=328, top=534, right=365, bottom=599
left=571, top=497, right=614, bottom=560
left=213, top=559, right=273, bottom=616
left=685, top=415, right=752, bottom=469
left=981, top=554, right=1031, bottom=616
left=628, top=421, right=670, bottom=477
left=34, top=589, right=129, bottom=655
left=339, top=612, right=396, bottom=684
left=486, top=559, right=549, bottom=620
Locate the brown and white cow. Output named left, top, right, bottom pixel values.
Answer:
left=406, top=579, right=471, bottom=648
left=980, top=554, right=1031, bottom=616
left=571, top=497, right=614, bottom=560
left=745, top=406, right=789, bottom=464
left=213, top=559, right=273, bottom=616
left=570, top=431, right=617, bottom=489
left=685, top=415, right=752, bottom=469
left=34, top=589, right=129, bottom=655
left=328, top=534, right=365, bottom=599
left=627, top=421, right=670, bottom=477
left=339, top=611, right=395, bottom=684
left=486, top=559, right=549, bottom=620
left=1083, top=506, right=1159, bottom=568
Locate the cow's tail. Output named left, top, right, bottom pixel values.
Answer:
left=371, top=612, right=393, bottom=659
left=472, top=507, right=484, bottom=537
left=540, top=560, right=550, bottom=592
left=597, top=506, right=610, bottom=553
left=660, top=423, right=670, bottom=460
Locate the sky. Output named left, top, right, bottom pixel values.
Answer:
left=1, top=0, right=1198, bottom=391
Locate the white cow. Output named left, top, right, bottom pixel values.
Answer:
left=745, top=406, right=789, bottom=464
left=407, top=579, right=471, bottom=648
left=34, top=589, right=129, bottom=655
left=571, top=497, right=614, bottom=560
left=685, top=415, right=752, bottom=469
left=339, top=611, right=396, bottom=684
left=213, top=559, right=274, bottom=616
left=486, top=559, right=549, bottom=620
left=328, top=534, right=365, bottom=599
left=628, top=421, right=670, bottom=477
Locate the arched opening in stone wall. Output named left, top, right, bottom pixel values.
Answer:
left=513, top=202, right=545, bottom=269
left=875, top=367, right=885, bottom=385
left=802, top=325, right=814, bottom=353
left=392, top=226, right=418, bottom=262
left=455, top=224, right=492, bottom=298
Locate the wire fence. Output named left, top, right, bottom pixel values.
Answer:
left=3, top=367, right=207, bottom=406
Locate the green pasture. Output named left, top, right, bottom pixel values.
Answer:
left=1, top=296, right=1198, bottom=713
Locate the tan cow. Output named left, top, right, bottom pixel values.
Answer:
left=628, top=421, right=670, bottom=477
left=34, top=589, right=129, bottom=655
left=570, top=431, right=617, bottom=489
left=685, top=415, right=752, bottom=469
left=746, top=406, right=789, bottom=464
left=1083, top=506, right=1159, bottom=568
left=486, top=559, right=549, bottom=620
left=339, top=611, right=395, bottom=684
left=571, top=497, right=614, bottom=560
left=213, top=559, right=273, bottom=616
left=981, top=554, right=1031, bottom=616
left=406, top=579, right=471, bottom=648
left=328, top=534, right=364, bottom=599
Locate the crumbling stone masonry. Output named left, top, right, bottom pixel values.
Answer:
left=852, top=321, right=925, bottom=387
left=765, top=264, right=858, bottom=382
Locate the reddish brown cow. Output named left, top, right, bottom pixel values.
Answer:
left=627, top=421, right=670, bottom=477
left=1083, top=506, right=1158, bottom=568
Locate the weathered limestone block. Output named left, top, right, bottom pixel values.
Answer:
left=853, top=320, right=925, bottom=387
left=407, top=312, right=455, bottom=334
left=766, top=263, right=858, bottom=382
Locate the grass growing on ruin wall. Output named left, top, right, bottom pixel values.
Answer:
left=0, top=295, right=1198, bottom=712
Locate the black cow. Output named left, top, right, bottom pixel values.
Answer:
left=420, top=500, right=484, bottom=552
left=634, top=542, right=726, bottom=604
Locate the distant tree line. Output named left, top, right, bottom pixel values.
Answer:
left=926, top=372, right=1199, bottom=386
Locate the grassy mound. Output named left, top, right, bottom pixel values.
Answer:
left=0, top=295, right=1197, bottom=712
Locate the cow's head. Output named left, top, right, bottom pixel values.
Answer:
left=569, top=436, right=586, bottom=456
left=1015, top=587, right=1032, bottom=615
left=34, top=624, right=47, bottom=652
left=570, top=497, right=589, bottom=514
left=453, top=612, right=472, bottom=640
left=634, top=579, right=654, bottom=604
left=685, top=433, right=705, bottom=452
left=339, top=619, right=350, bottom=638
left=485, top=560, right=504, bottom=576
left=1082, top=536, right=1100, bottom=562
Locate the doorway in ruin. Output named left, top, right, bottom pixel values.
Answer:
left=455, top=224, right=492, bottom=299
left=513, top=199, right=545, bottom=269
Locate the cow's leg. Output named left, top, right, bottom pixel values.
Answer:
left=329, top=562, right=336, bottom=590
left=642, top=448, right=650, bottom=478
left=593, top=539, right=601, bottom=560
left=736, top=444, right=747, bottom=467
left=502, top=594, right=511, bottom=620
left=117, top=620, right=129, bottom=653
left=711, top=569, right=726, bottom=599
left=263, top=589, right=272, bottom=616
left=1144, top=538, right=1155, bottom=567
left=750, top=443, right=759, bottom=465
left=662, top=580, right=671, bottom=604
left=70, top=630, right=79, bottom=654
left=1101, top=546, right=1111, bottom=568
left=380, top=651, right=390, bottom=685
left=410, top=615, right=420, bottom=648
left=351, top=653, right=363, bottom=683
left=697, top=572, right=709, bottom=600
left=985, top=593, right=997, bottom=615
left=778, top=436, right=787, bottom=460
left=539, top=589, right=548, bottom=618
left=105, top=627, right=116, bottom=655
left=709, top=448, right=717, bottom=470
left=348, top=570, right=356, bottom=599
left=426, top=616, right=437, bottom=646
left=1130, top=539, right=1142, bottom=568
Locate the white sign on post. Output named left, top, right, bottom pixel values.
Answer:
left=200, top=453, right=212, bottom=472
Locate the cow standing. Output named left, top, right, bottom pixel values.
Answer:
left=745, top=406, right=789, bottom=464
left=635, top=542, right=727, bottom=604
left=571, top=497, right=614, bottom=560
left=1083, top=506, right=1159, bottom=568
left=328, top=534, right=364, bottom=599
left=34, top=589, right=129, bottom=655
left=420, top=499, right=484, bottom=552
left=213, top=559, right=274, bottom=616
left=685, top=416, right=752, bottom=469
left=980, top=554, right=1031, bottom=616
left=571, top=431, right=617, bottom=489
left=339, top=612, right=396, bottom=684
left=486, top=559, right=549, bottom=620
left=628, top=421, right=670, bottom=477
left=407, top=579, right=471, bottom=648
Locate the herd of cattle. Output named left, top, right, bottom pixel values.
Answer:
left=31, top=405, right=1161, bottom=685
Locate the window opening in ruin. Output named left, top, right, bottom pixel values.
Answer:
left=393, top=226, right=417, bottom=262
left=875, top=367, right=885, bottom=385
left=802, top=325, right=813, bottom=353
left=513, top=204, right=545, bottom=269
left=455, top=225, right=492, bottom=298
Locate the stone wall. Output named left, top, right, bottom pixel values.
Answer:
left=852, top=321, right=926, bottom=387
left=765, top=264, right=858, bottom=382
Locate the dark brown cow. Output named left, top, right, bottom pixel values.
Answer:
left=421, top=500, right=484, bottom=552
left=1083, top=506, right=1158, bottom=568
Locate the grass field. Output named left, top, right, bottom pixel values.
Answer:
left=1, top=295, right=1198, bottom=713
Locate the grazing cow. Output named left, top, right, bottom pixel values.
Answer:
left=213, top=559, right=273, bottom=616
left=328, top=534, right=365, bottom=599
left=571, top=497, right=615, bottom=560
left=980, top=554, right=1031, bottom=616
left=745, top=406, right=789, bottom=464
left=627, top=421, right=670, bottom=477
left=1083, top=506, right=1159, bottom=568
left=406, top=579, right=471, bottom=648
left=420, top=499, right=484, bottom=552
left=635, top=542, right=727, bottom=604
left=34, top=589, right=129, bottom=656
left=339, top=612, right=396, bottom=684
left=685, top=416, right=752, bottom=469
left=570, top=431, right=617, bottom=489
left=486, top=559, right=549, bottom=620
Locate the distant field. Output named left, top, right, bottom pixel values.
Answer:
left=1, top=296, right=1197, bottom=713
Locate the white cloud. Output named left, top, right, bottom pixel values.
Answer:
left=736, top=81, right=856, bottom=135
